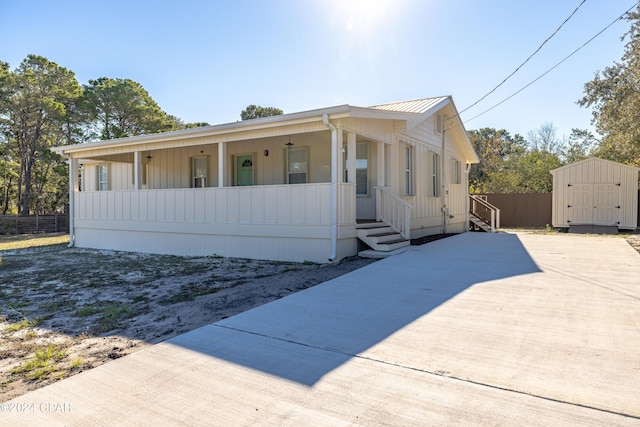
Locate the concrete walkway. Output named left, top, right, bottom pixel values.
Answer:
left=4, top=232, right=640, bottom=426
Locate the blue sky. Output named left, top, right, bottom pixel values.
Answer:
left=1, top=0, right=637, bottom=141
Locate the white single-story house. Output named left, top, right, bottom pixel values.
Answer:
left=53, top=96, right=479, bottom=263
left=551, top=157, right=639, bottom=231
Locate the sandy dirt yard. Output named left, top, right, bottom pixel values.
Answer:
left=0, top=234, right=376, bottom=403
left=1, top=230, right=639, bottom=404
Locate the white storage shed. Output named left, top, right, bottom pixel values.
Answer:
left=551, top=158, right=639, bottom=230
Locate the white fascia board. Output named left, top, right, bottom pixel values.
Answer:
left=54, top=105, right=354, bottom=155
left=447, top=98, right=479, bottom=164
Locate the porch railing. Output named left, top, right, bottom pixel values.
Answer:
left=375, top=186, right=412, bottom=239
left=469, top=195, right=500, bottom=232
left=73, top=183, right=356, bottom=228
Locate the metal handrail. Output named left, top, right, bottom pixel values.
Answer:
left=375, top=187, right=412, bottom=239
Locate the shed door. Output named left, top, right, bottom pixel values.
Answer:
left=567, top=183, right=620, bottom=225
left=567, top=184, right=593, bottom=224
left=593, top=184, right=620, bottom=225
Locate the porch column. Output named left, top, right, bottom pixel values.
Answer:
left=347, top=132, right=356, bottom=184
left=377, top=142, right=385, bottom=187
left=218, top=142, right=226, bottom=187
left=68, top=157, right=78, bottom=247
left=133, top=151, right=142, bottom=190
left=69, top=157, right=79, bottom=192
left=336, top=130, right=343, bottom=182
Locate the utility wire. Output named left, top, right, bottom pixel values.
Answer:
left=459, top=0, right=587, bottom=115
left=465, top=1, right=640, bottom=123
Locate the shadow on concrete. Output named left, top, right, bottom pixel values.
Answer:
left=167, top=232, right=541, bottom=386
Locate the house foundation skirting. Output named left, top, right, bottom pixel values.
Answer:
left=73, top=227, right=357, bottom=264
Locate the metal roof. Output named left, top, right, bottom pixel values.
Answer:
left=369, top=96, right=449, bottom=114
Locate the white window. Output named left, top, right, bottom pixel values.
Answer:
left=192, top=156, right=208, bottom=188
left=287, top=147, right=308, bottom=184
left=356, top=143, right=368, bottom=195
left=343, top=143, right=369, bottom=194
left=452, top=159, right=461, bottom=184
left=403, top=145, right=413, bottom=196
left=98, top=165, right=108, bottom=191
left=430, top=153, right=440, bottom=197
left=435, top=114, right=443, bottom=135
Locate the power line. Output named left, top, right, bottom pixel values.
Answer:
left=459, top=0, right=587, bottom=115
left=464, top=1, right=640, bottom=124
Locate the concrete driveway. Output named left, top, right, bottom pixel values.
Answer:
left=3, top=232, right=640, bottom=426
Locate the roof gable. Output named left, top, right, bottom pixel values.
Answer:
left=551, top=157, right=640, bottom=174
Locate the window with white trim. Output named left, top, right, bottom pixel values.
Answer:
left=403, top=145, right=413, bottom=196
left=98, top=165, right=108, bottom=191
left=430, top=153, right=440, bottom=197
left=452, top=159, right=461, bottom=184
left=355, top=143, right=368, bottom=195
left=287, top=147, right=308, bottom=184
left=345, top=143, right=369, bottom=194
left=192, top=156, right=208, bottom=188
left=435, top=114, right=443, bottom=135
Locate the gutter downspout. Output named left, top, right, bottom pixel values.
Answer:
left=65, top=153, right=75, bottom=248
left=465, top=162, right=471, bottom=233
left=441, top=120, right=447, bottom=234
left=322, top=114, right=338, bottom=262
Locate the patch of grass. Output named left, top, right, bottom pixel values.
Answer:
left=131, top=294, right=149, bottom=303
left=96, top=303, right=132, bottom=332
left=74, top=306, right=97, bottom=317
left=11, top=343, right=68, bottom=381
left=161, top=286, right=224, bottom=305
left=4, top=316, right=42, bottom=334
left=23, top=330, right=37, bottom=340
left=0, top=233, right=69, bottom=251
left=69, top=357, right=84, bottom=370
left=41, top=300, right=76, bottom=312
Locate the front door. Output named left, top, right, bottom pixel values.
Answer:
left=236, top=154, right=253, bottom=186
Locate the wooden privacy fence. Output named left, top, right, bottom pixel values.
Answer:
left=0, top=214, right=68, bottom=234
left=482, top=193, right=552, bottom=228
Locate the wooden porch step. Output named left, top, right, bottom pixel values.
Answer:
left=469, top=214, right=491, bottom=232
left=356, top=222, right=389, bottom=229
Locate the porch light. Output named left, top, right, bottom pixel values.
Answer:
left=146, top=155, right=152, bottom=162
left=285, top=136, right=294, bottom=150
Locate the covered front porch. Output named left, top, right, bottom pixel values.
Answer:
left=64, top=115, right=407, bottom=263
